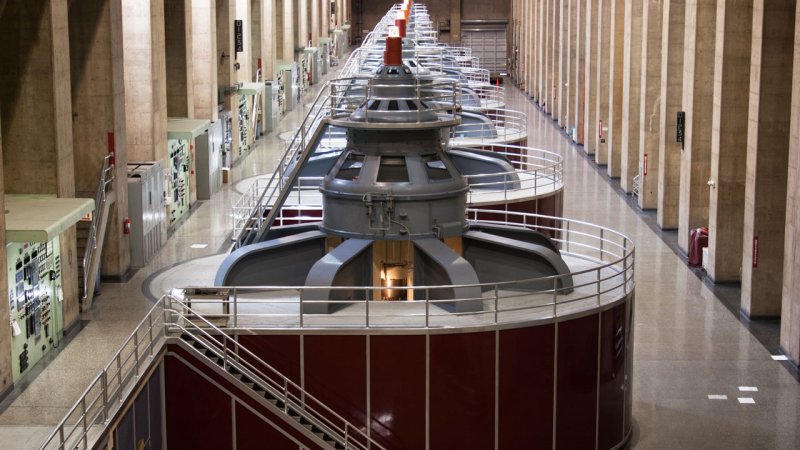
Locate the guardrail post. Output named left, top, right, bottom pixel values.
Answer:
left=425, top=288, right=430, bottom=328
left=81, top=397, right=88, bottom=448
left=233, top=288, right=238, bottom=329
left=148, top=314, right=153, bottom=356
left=545, top=268, right=555, bottom=314
left=494, top=285, right=499, bottom=324
left=101, top=371, right=109, bottom=423
left=600, top=229, right=605, bottom=262
left=365, top=291, right=370, bottom=329
left=623, top=240, right=629, bottom=295
left=597, top=269, right=602, bottom=306
left=299, top=294, right=304, bottom=328
left=133, top=332, right=140, bottom=377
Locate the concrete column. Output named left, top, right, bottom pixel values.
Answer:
left=550, top=0, right=560, bottom=116
left=543, top=0, right=552, bottom=111
left=566, top=0, right=578, bottom=135
left=606, top=0, right=624, bottom=177
left=741, top=0, right=796, bottom=318
left=584, top=0, right=598, bottom=153
left=235, top=0, right=251, bottom=82
left=0, top=113, right=10, bottom=394
left=68, top=0, right=131, bottom=280
left=781, top=0, right=800, bottom=366
left=283, top=0, right=295, bottom=60
left=451, top=0, right=461, bottom=43
left=518, top=0, right=526, bottom=90
left=638, top=0, right=663, bottom=210
left=537, top=0, right=544, bottom=102
left=657, top=0, right=685, bottom=229
left=0, top=1, right=80, bottom=327
left=677, top=0, right=717, bottom=252
left=264, top=0, right=277, bottom=77
left=298, top=0, right=308, bottom=47
left=192, top=0, right=218, bottom=122
left=165, top=0, right=194, bottom=118
left=311, top=0, right=319, bottom=45
left=558, top=0, right=569, bottom=127
left=216, top=0, right=241, bottom=161
left=595, top=0, right=611, bottom=163
left=706, top=0, right=752, bottom=282
left=572, top=0, right=584, bottom=143
left=321, top=0, right=329, bottom=38
left=526, top=1, right=539, bottom=98
left=620, top=0, right=643, bottom=192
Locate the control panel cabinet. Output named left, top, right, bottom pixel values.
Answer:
left=128, top=161, right=167, bottom=267
left=238, top=94, right=251, bottom=159
left=264, top=81, right=280, bottom=133
left=8, top=238, right=64, bottom=382
left=196, top=122, right=223, bottom=200
left=219, top=110, right=233, bottom=168
left=166, top=139, right=192, bottom=228
left=319, top=39, right=331, bottom=75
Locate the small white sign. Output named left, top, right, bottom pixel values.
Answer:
left=707, top=394, right=728, bottom=400
left=737, top=397, right=755, bottom=404
left=771, top=355, right=788, bottom=361
left=738, top=386, right=758, bottom=392
left=190, top=244, right=208, bottom=249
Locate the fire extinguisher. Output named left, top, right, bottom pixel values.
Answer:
left=123, top=217, right=132, bottom=235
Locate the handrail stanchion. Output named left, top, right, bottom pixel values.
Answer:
left=233, top=288, right=238, bottom=329
left=494, top=285, right=499, bottom=324
left=553, top=277, right=558, bottom=318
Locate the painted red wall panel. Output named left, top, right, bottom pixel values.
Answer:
left=598, top=304, right=627, bottom=448
left=369, top=335, right=426, bottom=450
left=235, top=401, right=302, bottom=450
left=556, top=314, right=599, bottom=449
left=430, top=331, right=495, bottom=450
left=498, top=324, right=555, bottom=450
left=238, top=334, right=302, bottom=386
left=304, top=335, right=368, bottom=434
left=164, top=356, right=233, bottom=449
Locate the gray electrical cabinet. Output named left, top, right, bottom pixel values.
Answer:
left=128, top=162, right=167, bottom=268
left=278, top=61, right=298, bottom=112
left=319, top=38, right=331, bottom=75
left=219, top=110, right=233, bottom=168
left=303, top=47, right=321, bottom=85
left=264, top=81, right=280, bottom=133
left=196, top=121, right=223, bottom=200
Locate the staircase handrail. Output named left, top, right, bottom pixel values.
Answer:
left=165, top=296, right=385, bottom=450
left=232, top=81, right=333, bottom=247
left=82, top=155, right=115, bottom=306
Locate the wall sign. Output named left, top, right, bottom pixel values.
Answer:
left=234, top=20, right=243, bottom=53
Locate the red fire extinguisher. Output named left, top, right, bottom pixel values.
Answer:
left=123, top=217, right=132, bottom=235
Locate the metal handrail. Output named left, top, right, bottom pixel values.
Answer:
left=41, top=209, right=635, bottom=449
left=40, top=301, right=166, bottom=450
left=231, top=81, right=333, bottom=247
left=81, top=155, right=115, bottom=307
left=165, top=297, right=385, bottom=450
left=451, top=108, right=528, bottom=143
left=187, top=211, right=635, bottom=331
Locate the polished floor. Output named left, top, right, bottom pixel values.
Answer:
left=1, top=65, right=799, bottom=449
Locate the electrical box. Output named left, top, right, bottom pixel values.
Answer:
left=264, top=81, right=280, bottom=133
left=8, top=238, right=64, bottom=382
left=128, top=162, right=167, bottom=267
left=303, top=47, right=321, bottom=85
left=237, top=93, right=251, bottom=158
left=166, top=139, right=192, bottom=228
left=195, top=122, right=223, bottom=200
left=278, top=60, right=298, bottom=112
left=219, top=110, right=233, bottom=168
left=333, top=29, right=347, bottom=60
left=319, top=38, right=331, bottom=75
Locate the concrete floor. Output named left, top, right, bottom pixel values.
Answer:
left=1, top=65, right=799, bottom=449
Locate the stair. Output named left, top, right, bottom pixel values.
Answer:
left=79, top=155, right=116, bottom=311
left=178, top=333, right=348, bottom=449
